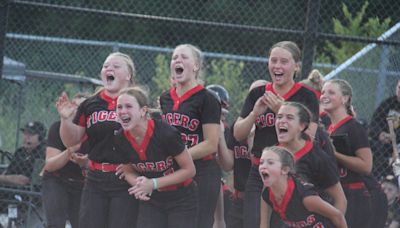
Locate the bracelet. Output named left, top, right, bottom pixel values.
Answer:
left=152, top=178, right=158, bottom=190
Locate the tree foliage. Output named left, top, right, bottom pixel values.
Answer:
left=317, top=1, right=391, bottom=64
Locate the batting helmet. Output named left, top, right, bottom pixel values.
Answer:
left=206, top=84, right=229, bottom=109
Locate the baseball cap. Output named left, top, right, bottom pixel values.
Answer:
left=20, top=121, right=47, bottom=140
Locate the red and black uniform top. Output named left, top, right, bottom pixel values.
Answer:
left=262, top=175, right=334, bottom=228
left=226, top=124, right=251, bottom=193
left=114, top=119, right=192, bottom=196
left=159, top=85, right=221, bottom=164
left=73, top=90, right=126, bottom=163
left=327, top=116, right=370, bottom=188
left=239, top=83, right=319, bottom=162
left=289, top=140, right=339, bottom=191
left=46, top=121, right=86, bottom=181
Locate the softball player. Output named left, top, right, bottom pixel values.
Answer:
left=321, top=79, right=373, bottom=228
left=56, top=52, right=138, bottom=228
left=233, top=41, right=320, bottom=228
left=275, top=102, right=346, bottom=213
left=259, top=146, right=347, bottom=228
left=114, top=87, right=198, bottom=228
left=159, top=44, right=221, bottom=228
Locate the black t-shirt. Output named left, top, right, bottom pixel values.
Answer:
left=293, top=141, right=339, bottom=190
left=160, top=85, right=221, bottom=162
left=262, top=176, right=333, bottom=227
left=226, top=124, right=251, bottom=192
left=239, top=83, right=319, bottom=158
left=114, top=119, right=186, bottom=180
left=328, top=116, right=370, bottom=184
left=73, top=90, right=125, bottom=163
left=46, top=121, right=84, bottom=180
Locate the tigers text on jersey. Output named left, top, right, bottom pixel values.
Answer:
left=240, top=83, right=319, bottom=158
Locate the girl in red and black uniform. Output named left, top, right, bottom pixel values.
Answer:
left=114, top=87, right=197, bottom=228
left=275, top=102, right=347, bottom=213
left=159, top=44, right=221, bottom=228
left=56, top=52, right=138, bottom=228
left=233, top=41, right=319, bottom=228
left=259, top=146, right=347, bottom=228
left=321, top=79, right=373, bottom=227
left=42, top=93, right=89, bottom=228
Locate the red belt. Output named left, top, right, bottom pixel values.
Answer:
left=89, top=160, right=120, bottom=172
left=342, top=182, right=366, bottom=190
left=232, top=189, right=245, bottom=200
left=158, top=178, right=193, bottom=192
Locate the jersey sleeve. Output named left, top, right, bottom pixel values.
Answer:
left=162, top=123, right=186, bottom=157
left=239, top=86, right=264, bottom=118
left=348, top=121, right=370, bottom=152
left=47, top=121, right=66, bottom=151
left=314, top=149, right=340, bottom=189
left=73, top=99, right=88, bottom=127
left=201, top=91, right=221, bottom=124
left=295, top=176, right=319, bottom=198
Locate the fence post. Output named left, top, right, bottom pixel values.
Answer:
left=0, top=0, right=10, bottom=78
left=375, top=45, right=390, bottom=108
left=301, top=0, right=321, bottom=80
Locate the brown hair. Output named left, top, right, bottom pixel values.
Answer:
left=281, top=101, right=312, bottom=140
left=118, top=86, right=149, bottom=108
left=262, top=146, right=295, bottom=173
left=300, top=69, right=324, bottom=91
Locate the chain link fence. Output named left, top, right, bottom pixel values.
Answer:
left=1, top=0, right=400, bottom=226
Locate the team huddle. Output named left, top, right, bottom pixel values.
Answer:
left=43, top=41, right=387, bottom=228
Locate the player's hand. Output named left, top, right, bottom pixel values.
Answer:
left=129, top=176, right=153, bottom=201
left=264, top=91, right=284, bottom=113
left=56, top=92, right=77, bottom=120
left=70, top=153, right=88, bottom=168
left=252, top=95, right=269, bottom=117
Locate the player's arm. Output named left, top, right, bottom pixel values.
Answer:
left=155, top=148, right=195, bottom=188
left=324, top=182, right=347, bottom=214
left=60, top=119, right=85, bottom=147
left=56, top=92, right=85, bottom=147
left=129, top=148, right=195, bottom=199
left=216, top=122, right=234, bottom=171
left=188, top=123, right=220, bottom=160
left=260, top=196, right=272, bottom=228
left=334, top=147, right=373, bottom=175
left=44, top=143, right=81, bottom=172
left=235, top=93, right=271, bottom=141
left=116, top=164, right=140, bottom=186
left=303, top=195, right=347, bottom=228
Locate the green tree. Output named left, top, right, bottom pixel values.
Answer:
left=317, top=1, right=391, bottom=64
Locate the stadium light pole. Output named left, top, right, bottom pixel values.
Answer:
left=301, top=0, right=321, bottom=80
left=0, top=0, right=10, bottom=78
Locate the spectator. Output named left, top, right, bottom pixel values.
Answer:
left=0, top=121, right=46, bottom=186
left=370, top=79, right=400, bottom=178
left=382, top=175, right=400, bottom=228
